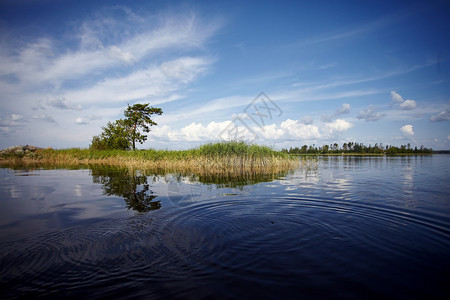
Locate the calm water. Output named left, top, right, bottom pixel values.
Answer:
left=1, top=156, right=449, bottom=299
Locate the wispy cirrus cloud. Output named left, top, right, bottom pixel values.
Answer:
left=0, top=7, right=220, bottom=147
left=65, top=56, right=213, bottom=105
left=0, top=9, right=219, bottom=91
left=430, top=110, right=450, bottom=121
left=291, top=9, right=409, bottom=49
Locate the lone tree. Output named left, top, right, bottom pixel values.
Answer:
left=124, top=103, right=163, bottom=150
left=90, top=103, right=163, bottom=150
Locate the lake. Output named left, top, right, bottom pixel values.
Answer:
left=1, top=155, right=449, bottom=299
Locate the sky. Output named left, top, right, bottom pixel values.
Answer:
left=0, top=0, right=449, bottom=150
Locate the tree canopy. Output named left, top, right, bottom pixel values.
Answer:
left=282, top=142, right=432, bottom=155
left=90, top=103, right=163, bottom=150
left=124, top=103, right=163, bottom=150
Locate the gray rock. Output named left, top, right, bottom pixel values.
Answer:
left=0, top=145, right=44, bottom=156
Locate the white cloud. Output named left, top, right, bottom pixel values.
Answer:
left=321, top=103, right=351, bottom=122
left=1, top=12, right=218, bottom=90
left=108, top=46, right=136, bottom=63
left=175, top=121, right=231, bottom=141
left=357, top=105, right=385, bottom=121
left=149, top=118, right=333, bottom=143
left=336, top=103, right=351, bottom=115
left=0, top=8, right=222, bottom=149
left=280, top=119, right=321, bottom=139
left=400, top=124, right=414, bottom=137
left=0, top=114, right=27, bottom=137
left=390, top=91, right=404, bottom=103
left=231, top=112, right=251, bottom=120
left=324, top=119, right=353, bottom=135
left=11, top=114, right=24, bottom=121
left=300, top=115, right=314, bottom=125
left=46, top=96, right=83, bottom=110
left=66, top=56, right=212, bottom=105
left=390, top=91, right=417, bottom=110
left=75, top=117, right=88, bottom=125
left=430, top=109, right=450, bottom=122
left=399, top=99, right=416, bottom=110
left=258, top=124, right=286, bottom=140
left=32, top=114, right=57, bottom=124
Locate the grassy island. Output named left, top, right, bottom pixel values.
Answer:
left=0, top=142, right=299, bottom=175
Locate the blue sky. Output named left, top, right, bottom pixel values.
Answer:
left=1, top=0, right=449, bottom=150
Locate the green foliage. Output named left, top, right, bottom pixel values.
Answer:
left=91, top=166, right=160, bottom=212
left=283, top=142, right=432, bottom=155
left=197, top=141, right=285, bottom=157
left=90, top=120, right=131, bottom=150
left=90, top=103, right=163, bottom=151
left=124, top=103, right=163, bottom=150
left=58, top=142, right=289, bottom=161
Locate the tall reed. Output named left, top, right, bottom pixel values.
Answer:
left=0, top=142, right=300, bottom=175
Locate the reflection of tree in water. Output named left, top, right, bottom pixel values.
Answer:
left=91, top=166, right=160, bottom=213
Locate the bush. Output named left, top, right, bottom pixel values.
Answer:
left=89, top=120, right=131, bottom=150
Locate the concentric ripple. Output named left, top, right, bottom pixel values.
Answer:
left=2, top=192, right=449, bottom=299
left=1, top=156, right=449, bottom=299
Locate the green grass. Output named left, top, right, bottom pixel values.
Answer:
left=35, top=141, right=289, bottom=160
left=1, top=142, right=298, bottom=175
left=197, top=141, right=281, bottom=157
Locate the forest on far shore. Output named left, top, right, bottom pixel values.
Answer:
left=282, top=142, right=433, bottom=155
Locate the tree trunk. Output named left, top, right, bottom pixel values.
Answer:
left=132, top=123, right=137, bottom=150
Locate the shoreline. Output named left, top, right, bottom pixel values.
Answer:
left=0, top=143, right=300, bottom=175
left=290, top=153, right=436, bottom=156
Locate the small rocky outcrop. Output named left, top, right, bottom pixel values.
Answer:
left=0, top=145, right=46, bottom=158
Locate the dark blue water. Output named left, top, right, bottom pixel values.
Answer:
left=1, top=156, right=449, bottom=299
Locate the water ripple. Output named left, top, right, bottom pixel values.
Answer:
left=1, top=157, right=450, bottom=299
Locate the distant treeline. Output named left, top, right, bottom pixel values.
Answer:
left=282, top=142, right=433, bottom=155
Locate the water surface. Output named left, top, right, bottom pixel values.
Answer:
left=1, top=156, right=449, bottom=299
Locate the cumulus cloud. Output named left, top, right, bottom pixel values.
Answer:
left=321, top=103, right=351, bottom=122
left=399, top=99, right=416, bottom=110
left=357, top=105, right=385, bottom=121
left=324, top=119, right=353, bottom=134
left=154, top=121, right=234, bottom=142
left=255, top=124, right=284, bottom=140
left=430, top=109, right=450, bottom=122
left=179, top=121, right=229, bottom=141
left=280, top=119, right=321, bottom=139
left=0, top=114, right=27, bottom=137
left=400, top=124, right=414, bottom=137
left=390, top=91, right=404, bottom=103
left=47, top=96, right=83, bottom=110
left=336, top=103, right=351, bottom=115
left=148, top=118, right=355, bottom=143
left=390, top=91, right=416, bottom=110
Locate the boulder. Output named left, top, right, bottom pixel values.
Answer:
left=0, top=145, right=44, bottom=157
